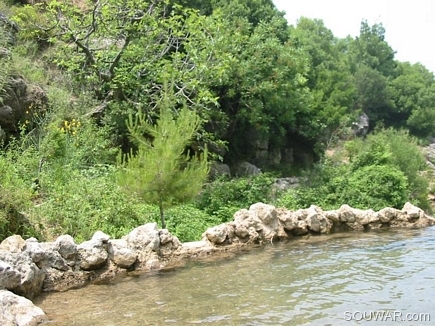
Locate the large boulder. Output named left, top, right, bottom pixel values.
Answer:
left=209, top=161, right=231, bottom=180
left=204, top=223, right=235, bottom=245
left=233, top=161, right=262, bottom=177
left=378, top=207, right=400, bottom=223
left=305, top=205, right=332, bottom=234
left=402, top=202, right=425, bottom=221
left=54, top=234, right=78, bottom=266
left=108, top=239, right=137, bottom=269
left=77, top=233, right=109, bottom=271
left=0, top=251, right=45, bottom=299
left=158, top=229, right=182, bottom=255
left=125, top=223, right=161, bottom=252
left=0, top=290, right=47, bottom=326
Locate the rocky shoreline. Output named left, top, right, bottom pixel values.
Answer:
left=1, top=202, right=434, bottom=326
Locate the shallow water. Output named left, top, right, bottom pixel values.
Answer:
left=36, top=227, right=435, bottom=325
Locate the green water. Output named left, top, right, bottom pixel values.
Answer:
left=35, top=227, right=435, bottom=325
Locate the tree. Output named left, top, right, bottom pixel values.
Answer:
left=117, top=86, right=209, bottom=228
left=351, top=20, right=397, bottom=77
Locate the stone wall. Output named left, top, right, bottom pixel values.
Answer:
left=0, top=202, right=434, bottom=325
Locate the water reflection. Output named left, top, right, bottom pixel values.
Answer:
left=36, top=227, right=435, bottom=325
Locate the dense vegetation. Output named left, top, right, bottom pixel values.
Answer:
left=0, top=0, right=433, bottom=243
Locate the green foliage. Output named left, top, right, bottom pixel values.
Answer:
left=277, top=127, right=428, bottom=211
left=118, top=86, right=209, bottom=228
left=277, top=164, right=408, bottom=211
left=30, top=165, right=155, bottom=242
left=0, top=27, right=11, bottom=104
left=347, top=128, right=429, bottom=208
left=162, top=204, right=220, bottom=242
left=0, top=150, right=38, bottom=240
left=195, top=173, right=277, bottom=222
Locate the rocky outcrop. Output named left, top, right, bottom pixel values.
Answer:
left=203, top=202, right=435, bottom=245
left=0, top=75, right=48, bottom=134
left=0, top=202, right=434, bottom=324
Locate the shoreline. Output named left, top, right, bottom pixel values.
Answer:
left=1, top=202, right=434, bottom=325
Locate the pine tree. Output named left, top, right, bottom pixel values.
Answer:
left=117, top=89, right=209, bottom=229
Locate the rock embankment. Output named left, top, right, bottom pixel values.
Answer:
left=1, top=202, right=434, bottom=325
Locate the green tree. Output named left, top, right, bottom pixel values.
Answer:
left=351, top=20, right=396, bottom=77
left=289, top=18, right=357, bottom=150
left=117, top=89, right=209, bottom=229
left=389, top=62, right=435, bottom=136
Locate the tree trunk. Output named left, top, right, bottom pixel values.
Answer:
left=158, top=197, right=166, bottom=229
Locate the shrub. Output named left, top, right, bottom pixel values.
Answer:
left=30, top=165, right=155, bottom=242
left=277, top=128, right=425, bottom=211
left=195, top=173, right=277, bottom=222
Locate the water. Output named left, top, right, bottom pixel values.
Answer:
left=35, top=227, right=435, bottom=325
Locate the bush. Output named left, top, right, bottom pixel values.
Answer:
left=0, top=146, right=40, bottom=241
left=347, top=127, right=429, bottom=209
left=30, top=165, right=155, bottom=242
left=277, top=127, right=426, bottom=211
left=195, top=173, right=277, bottom=222
left=162, top=205, right=220, bottom=242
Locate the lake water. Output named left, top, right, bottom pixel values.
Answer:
left=35, top=227, right=435, bottom=325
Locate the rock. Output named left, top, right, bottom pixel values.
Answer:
left=0, top=75, right=48, bottom=134
left=55, top=235, right=77, bottom=266
left=402, top=202, right=425, bottom=221
left=37, top=242, right=69, bottom=271
left=0, top=12, right=19, bottom=45
left=233, top=161, right=262, bottom=177
left=378, top=207, right=398, bottom=223
left=268, top=148, right=282, bottom=165
left=338, top=204, right=356, bottom=223
left=144, top=252, right=162, bottom=270
left=306, top=205, right=332, bottom=234
left=0, top=235, right=26, bottom=253
left=204, top=223, right=234, bottom=244
left=125, top=223, right=161, bottom=252
left=24, top=239, right=45, bottom=264
left=352, top=112, right=369, bottom=137
left=0, top=125, right=6, bottom=143
left=92, top=231, right=110, bottom=243
left=277, top=209, right=296, bottom=231
left=273, top=177, right=301, bottom=192
left=249, top=203, right=284, bottom=240
left=277, top=208, right=308, bottom=235
left=0, top=251, right=45, bottom=299
left=233, top=209, right=250, bottom=224
left=209, top=161, right=231, bottom=180
left=0, top=261, right=21, bottom=289
left=324, top=210, right=340, bottom=223
left=159, top=229, right=174, bottom=245
left=158, top=229, right=182, bottom=255
left=0, top=290, right=47, bottom=326
left=77, top=239, right=108, bottom=271
left=108, top=239, right=137, bottom=269
left=353, top=208, right=378, bottom=226
left=249, top=203, right=277, bottom=225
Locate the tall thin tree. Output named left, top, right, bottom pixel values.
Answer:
left=117, top=84, right=209, bottom=229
